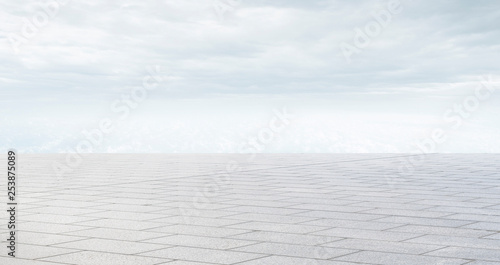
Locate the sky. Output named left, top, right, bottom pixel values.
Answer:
left=1, top=0, right=500, bottom=153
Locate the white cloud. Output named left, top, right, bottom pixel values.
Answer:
left=1, top=0, right=499, bottom=152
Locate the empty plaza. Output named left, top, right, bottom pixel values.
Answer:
left=1, top=154, right=499, bottom=264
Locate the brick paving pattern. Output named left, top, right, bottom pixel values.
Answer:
left=0, top=154, right=499, bottom=264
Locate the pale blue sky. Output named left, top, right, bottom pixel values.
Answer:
left=1, top=0, right=499, bottom=153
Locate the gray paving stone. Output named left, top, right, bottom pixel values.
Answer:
left=140, top=246, right=266, bottom=264
left=322, top=238, right=443, bottom=255
left=465, top=261, right=500, bottom=265
left=15, top=244, right=80, bottom=260
left=152, top=215, right=244, bottom=226
left=24, top=206, right=105, bottom=216
left=362, top=208, right=453, bottom=218
left=312, top=227, right=422, bottom=242
left=374, top=216, right=474, bottom=227
left=92, top=203, right=168, bottom=213
left=223, top=205, right=306, bottom=215
left=1, top=154, right=499, bottom=264
left=146, top=224, right=250, bottom=237
left=232, top=242, right=356, bottom=259
left=414, top=199, right=495, bottom=208
left=20, top=213, right=98, bottom=225
left=446, top=213, right=500, bottom=222
left=41, top=251, right=171, bottom=265
left=230, top=231, right=342, bottom=246
left=16, top=231, right=86, bottom=246
left=427, top=246, right=500, bottom=262
left=406, top=235, right=500, bottom=250
left=236, top=255, right=357, bottom=265
left=387, top=224, right=493, bottom=238
left=227, top=221, right=325, bottom=234
left=18, top=222, right=90, bottom=234
left=52, top=238, right=166, bottom=254
left=428, top=206, right=500, bottom=216
left=81, top=210, right=167, bottom=221
left=73, top=219, right=164, bottom=231
left=462, top=222, right=500, bottom=231
left=299, top=218, right=402, bottom=231
left=287, top=203, right=373, bottom=212
left=0, top=257, right=69, bottom=265
left=295, top=210, right=384, bottom=221
left=225, top=212, right=316, bottom=224
left=64, top=227, right=166, bottom=241
left=349, top=201, right=432, bottom=210
left=335, top=250, right=469, bottom=265
left=158, top=262, right=216, bottom=265
left=142, top=234, right=256, bottom=250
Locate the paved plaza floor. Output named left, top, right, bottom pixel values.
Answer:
left=1, top=154, right=499, bottom=264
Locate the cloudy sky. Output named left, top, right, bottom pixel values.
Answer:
left=1, top=0, right=499, bottom=153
